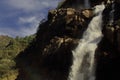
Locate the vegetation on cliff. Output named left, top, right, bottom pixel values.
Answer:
left=0, top=35, right=35, bottom=80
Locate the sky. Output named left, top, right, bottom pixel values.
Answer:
left=0, top=0, right=61, bottom=37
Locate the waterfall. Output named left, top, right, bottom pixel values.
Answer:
left=68, top=4, right=105, bottom=80
left=84, top=0, right=90, bottom=8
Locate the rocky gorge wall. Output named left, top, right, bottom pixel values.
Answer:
left=15, top=0, right=120, bottom=80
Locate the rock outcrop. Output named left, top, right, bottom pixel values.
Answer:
left=16, top=8, right=93, bottom=80
left=15, top=0, right=120, bottom=80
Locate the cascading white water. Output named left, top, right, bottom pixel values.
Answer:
left=68, top=4, right=105, bottom=80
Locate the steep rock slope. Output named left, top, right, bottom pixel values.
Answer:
left=96, top=1, right=120, bottom=80
left=15, top=0, right=120, bottom=80
left=16, top=8, right=93, bottom=80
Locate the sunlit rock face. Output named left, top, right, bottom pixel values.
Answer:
left=15, top=8, right=93, bottom=80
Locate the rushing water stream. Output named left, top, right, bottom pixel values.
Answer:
left=68, top=4, right=105, bottom=80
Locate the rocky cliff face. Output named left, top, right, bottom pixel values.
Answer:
left=16, top=0, right=120, bottom=80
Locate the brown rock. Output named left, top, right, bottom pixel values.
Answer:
left=66, top=8, right=75, bottom=15
left=105, top=26, right=114, bottom=43
left=82, top=9, right=93, bottom=18
left=16, top=6, right=94, bottom=80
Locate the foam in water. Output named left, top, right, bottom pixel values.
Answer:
left=68, top=4, right=105, bottom=80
